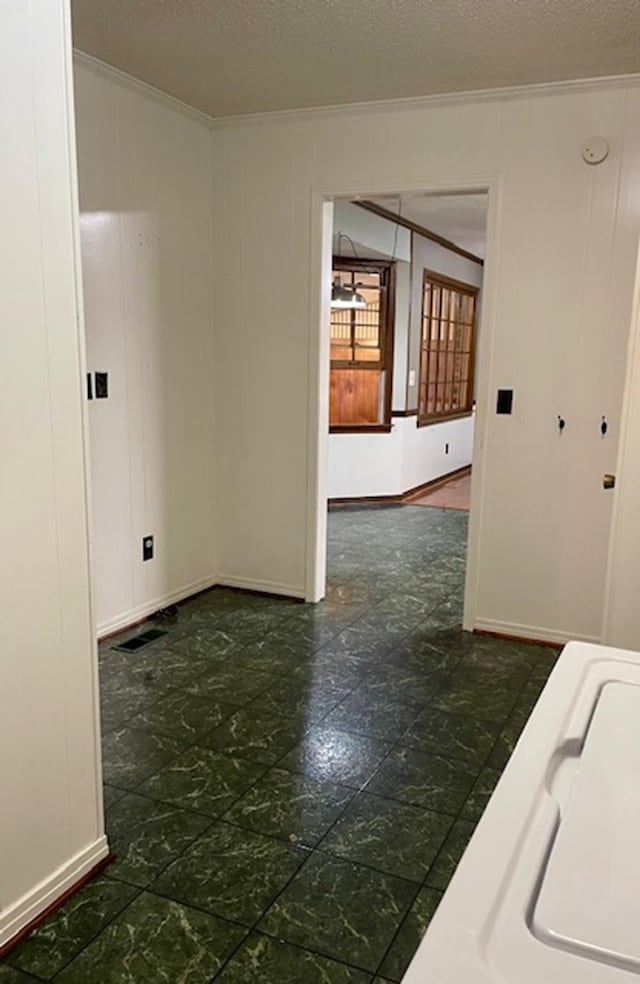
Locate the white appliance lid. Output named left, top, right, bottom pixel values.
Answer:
left=533, top=680, right=640, bottom=973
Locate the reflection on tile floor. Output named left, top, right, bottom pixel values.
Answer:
left=1, top=506, right=558, bottom=982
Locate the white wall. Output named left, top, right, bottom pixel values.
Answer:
left=401, top=414, right=474, bottom=493
left=329, top=414, right=474, bottom=498
left=211, top=80, right=640, bottom=642
left=602, top=244, right=640, bottom=650
left=392, top=260, right=411, bottom=411
left=0, top=0, right=105, bottom=947
left=333, top=200, right=411, bottom=262
left=74, top=59, right=217, bottom=636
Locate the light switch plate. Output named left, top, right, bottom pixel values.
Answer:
left=95, top=371, right=109, bottom=399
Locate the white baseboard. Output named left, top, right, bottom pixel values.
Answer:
left=97, top=572, right=305, bottom=639
left=216, top=574, right=305, bottom=599
left=474, top=617, right=600, bottom=646
left=97, top=575, right=219, bottom=639
left=0, top=836, right=109, bottom=949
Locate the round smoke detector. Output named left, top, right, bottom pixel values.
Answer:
left=582, top=138, right=609, bottom=165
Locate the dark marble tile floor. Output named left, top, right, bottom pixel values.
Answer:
left=1, top=506, right=558, bottom=982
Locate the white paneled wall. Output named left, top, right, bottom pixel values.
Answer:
left=401, top=414, right=475, bottom=493
left=329, top=414, right=474, bottom=499
left=0, top=0, right=105, bottom=946
left=74, top=61, right=217, bottom=635
left=602, top=244, right=640, bottom=650
left=211, top=82, right=640, bottom=642
left=333, top=200, right=411, bottom=263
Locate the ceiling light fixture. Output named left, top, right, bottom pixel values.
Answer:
left=331, top=231, right=366, bottom=310
left=331, top=280, right=366, bottom=309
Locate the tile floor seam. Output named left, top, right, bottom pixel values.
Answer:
left=111, top=728, right=406, bottom=904
left=252, top=850, right=370, bottom=973
left=254, top=861, right=419, bottom=978
left=4, top=964, right=49, bottom=983
left=402, top=656, right=543, bottom=904
left=254, top=862, right=422, bottom=978
left=222, top=760, right=467, bottom=835
left=255, top=724, right=464, bottom=902
left=104, top=812, right=220, bottom=890
left=295, top=589, right=453, bottom=666
left=368, top=647, right=540, bottom=978
left=218, top=772, right=360, bottom=850
left=243, top=605, right=463, bottom=756
left=206, top=687, right=397, bottom=792
left=471, top=649, right=558, bottom=779
left=98, top=644, right=276, bottom=734
left=123, top=885, right=259, bottom=935
left=128, top=748, right=270, bottom=824
left=101, top=730, right=199, bottom=794
left=107, top=787, right=225, bottom=823
left=204, top=926, right=249, bottom=983
left=310, top=828, right=457, bottom=886
left=100, top=684, right=183, bottom=737
left=112, top=872, right=400, bottom=983
left=42, top=885, right=146, bottom=982
left=103, top=688, right=294, bottom=797
left=373, top=886, right=445, bottom=983
left=128, top=739, right=360, bottom=827
left=210, top=925, right=394, bottom=982
left=43, top=883, right=272, bottom=982
left=32, top=506, right=555, bottom=982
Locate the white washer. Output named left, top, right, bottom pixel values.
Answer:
left=404, top=641, right=640, bottom=983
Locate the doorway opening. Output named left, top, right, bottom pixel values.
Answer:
left=316, top=189, right=490, bottom=624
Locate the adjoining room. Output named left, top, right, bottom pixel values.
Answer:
left=328, top=194, right=486, bottom=515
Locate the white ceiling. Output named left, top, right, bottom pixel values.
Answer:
left=368, top=194, right=489, bottom=258
left=71, top=0, right=640, bottom=118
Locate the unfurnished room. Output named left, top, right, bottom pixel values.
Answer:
left=3, top=2, right=640, bottom=983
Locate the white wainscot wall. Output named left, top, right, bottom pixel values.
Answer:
left=212, top=80, right=640, bottom=641
left=328, top=414, right=474, bottom=499
left=0, top=0, right=104, bottom=948
left=74, top=59, right=217, bottom=636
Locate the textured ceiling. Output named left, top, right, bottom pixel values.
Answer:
left=71, top=0, right=640, bottom=117
left=370, top=194, right=489, bottom=258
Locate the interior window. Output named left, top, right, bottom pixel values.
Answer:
left=329, top=259, right=395, bottom=430
left=418, top=272, right=477, bottom=425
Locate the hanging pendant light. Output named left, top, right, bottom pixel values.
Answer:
left=331, top=230, right=367, bottom=309
left=331, top=279, right=366, bottom=309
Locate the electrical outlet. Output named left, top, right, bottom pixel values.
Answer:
left=408, top=369, right=416, bottom=387
left=142, top=536, right=154, bottom=561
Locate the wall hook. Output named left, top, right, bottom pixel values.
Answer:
left=601, top=415, right=608, bottom=437
left=557, top=415, right=566, bottom=435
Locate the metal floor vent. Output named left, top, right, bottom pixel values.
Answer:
left=113, top=628, right=168, bottom=653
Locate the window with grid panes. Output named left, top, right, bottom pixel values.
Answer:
left=329, top=258, right=394, bottom=430
left=418, top=271, right=478, bottom=425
